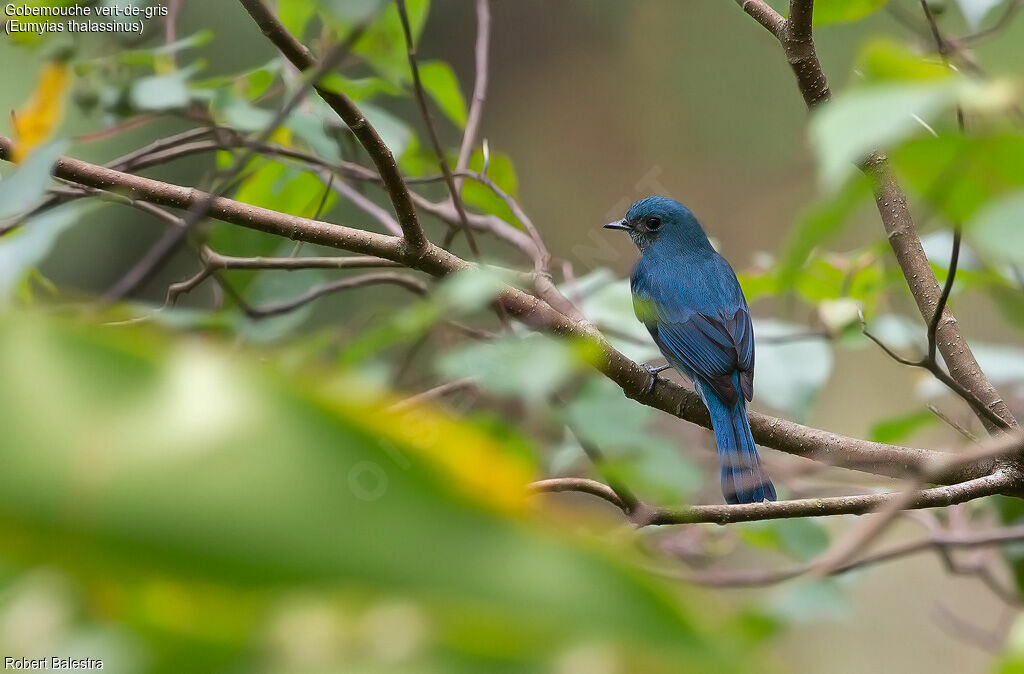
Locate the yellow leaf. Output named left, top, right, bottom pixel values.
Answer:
left=12, top=62, right=70, bottom=162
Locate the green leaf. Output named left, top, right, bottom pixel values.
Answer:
left=0, top=313, right=729, bottom=670
left=753, top=320, right=834, bottom=419
left=967, top=191, right=1024, bottom=267
left=742, top=519, right=830, bottom=561
left=278, top=0, right=317, bottom=38
left=462, top=149, right=521, bottom=227
left=769, top=0, right=890, bottom=25
left=130, top=71, right=191, bottom=111
left=320, top=73, right=403, bottom=101
left=0, top=140, right=66, bottom=219
left=437, top=334, right=581, bottom=403
left=776, top=176, right=870, bottom=289
left=419, top=60, right=467, bottom=127
left=892, top=134, right=1024, bottom=222
left=810, top=78, right=1014, bottom=191
left=870, top=409, right=938, bottom=443
left=0, top=201, right=94, bottom=304
left=854, top=38, right=952, bottom=82
left=360, top=101, right=414, bottom=156
left=214, top=159, right=336, bottom=262
left=565, top=377, right=654, bottom=451
left=813, top=0, right=889, bottom=25
left=953, top=0, right=1005, bottom=29
left=810, top=81, right=959, bottom=191
left=326, top=0, right=431, bottom=84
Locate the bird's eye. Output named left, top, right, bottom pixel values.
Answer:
left=646, top=216, right=662, bottom=230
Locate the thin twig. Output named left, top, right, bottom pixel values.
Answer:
left=395, top=0, right=479, bottom=257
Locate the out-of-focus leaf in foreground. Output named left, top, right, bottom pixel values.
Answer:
left=0, top=313, right=729, bottom=672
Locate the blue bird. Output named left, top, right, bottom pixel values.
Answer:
left=604, top=196, right=776, bottom=504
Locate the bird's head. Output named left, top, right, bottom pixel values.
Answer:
left=603, top=195, right=709, bottom=253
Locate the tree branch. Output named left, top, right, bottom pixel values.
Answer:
left=730, top=0, right=1019, bottom=432
left=672, top=522, right=1024, bottom=587
left=533, top=471, right=1012, bottom=526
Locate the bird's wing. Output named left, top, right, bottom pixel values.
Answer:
left=632, top=269, right=754, bottom=405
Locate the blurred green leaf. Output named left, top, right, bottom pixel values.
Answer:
left=418, top=60, right=468, bottom=127
left=0, top=313, right=730, bottom=671
left=776, top=177, right=869, bottom=289
left=769, top=0, right=890, bottom=25
left=438, top=334, right=581, bottom=403
left=953, top=0, right=1005, bottom=29
left=0, top=140, right=66, bottom=220
left=320, top=73, right=403, bottom=101
left=328, top=0, right=430, bottom=84
left=565, top=377, right=654, bottom=450
left=893, top=134, right=1024, bottom=222
left=361, top=101, right=414, bottom=156
left=462, top=148, right=521, bottom=227
left=0, top=202, right=94, bottom=304
left=967, top=191, right=1024, bottom=267
left=813, top=0, right=889, bottom=25
left=809, top=79, right=1012, bottom=190
left=769, top=580, right=848, bottom=623
left=278, top=0, right=317, bottom=38
left=739, top=519, right=829, bottom=561
left=131, top=71, right=191, bottom=111
left=432, top=264, right=514, bottom=312
left=214, top=159, right=336, bottom=263
left=855, top=38, right=952, bottom=82
left=753, top=320, right=834, bottom=419
left=870, top=409, right=938, bottom=443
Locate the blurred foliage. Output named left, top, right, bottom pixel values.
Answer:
left=0, top=0, right=1024, bottom=671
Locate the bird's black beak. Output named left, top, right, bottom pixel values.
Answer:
left=603, top=219, right=631, bottom=231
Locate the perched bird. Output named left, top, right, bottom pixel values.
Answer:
left=604, top=196, right=776, bottom=504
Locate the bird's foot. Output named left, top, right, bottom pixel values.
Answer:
left=641, top=363, right=671, bottom=395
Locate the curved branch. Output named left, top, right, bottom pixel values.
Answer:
left=534, top=471, right=1013, bottom=526
left=248, top=272, right=428, bottom=318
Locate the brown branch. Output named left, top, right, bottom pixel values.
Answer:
left=246, top=272, right=428, bottom=318
left=529, top=477, right=627, bottom=511
left=533, top=471, right=1012, bottom=526
left=237, top=0, right=428, bottom=254
left=204, top=250, right=400, bottom=271
left=395, top=0, right=479, bottom=257
left=456, top=0, right=492, bottom=184
left=389, top=378, right=479, bottom=412
left=673, top=522, right=1024, bottom=587
left=730, top=0, right=1018, bottom=432
left=0, top=136, right=999, bottom=484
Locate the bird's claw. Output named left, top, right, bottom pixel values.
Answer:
left=641, top=363, right=669, bottom=395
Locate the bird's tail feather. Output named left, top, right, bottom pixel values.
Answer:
left=701, top=383, right=776, bottom=504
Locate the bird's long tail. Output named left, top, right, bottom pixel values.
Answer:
left=698, top=380, right=776, bottom=504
